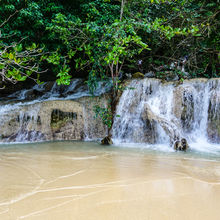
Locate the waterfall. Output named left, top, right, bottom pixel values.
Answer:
left=0, top=79, right=110, bottom=143
left=4, top=78, right=112, bottom=103
left=0, top=77, right=219, bottom=150
left=112, top=78, right=220, bottom=149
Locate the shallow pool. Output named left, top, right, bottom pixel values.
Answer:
left=0, top=141, right=220, bottom=220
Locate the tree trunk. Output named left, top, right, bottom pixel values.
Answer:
left=120, top=0, right=126, bottom=21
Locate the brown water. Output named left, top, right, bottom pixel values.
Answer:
left=0, top=142, right=220, bottom=220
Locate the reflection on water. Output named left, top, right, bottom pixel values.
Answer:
left=0, top=141, right=220, bottom=220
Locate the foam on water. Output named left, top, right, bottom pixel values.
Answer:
left=112, top=141, right=175, bottom=153
left=190, top=139, right=220, bottom=154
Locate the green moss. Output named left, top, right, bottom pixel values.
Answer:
left=132, top=72, right=144, bottom=79
left=50, top=109, right=77, bottom=131
left=51, top=118, right=69, bottom=131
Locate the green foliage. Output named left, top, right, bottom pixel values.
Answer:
left=0, top=0, right=219, bottom=87
left=49, top=0, right=219, bottom=88
left=44, top=51, right=72, bottom=85
left=0, top=39, right=45, bottom=84
left=94, top=104, right=113, bottom=128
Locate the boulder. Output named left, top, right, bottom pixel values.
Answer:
left=164, top=71, right=179, bottom=81
left=142, top=104, right=181, bottom=144
left=101, top=136, right=113, bottom=145
left=174, top=140, right=181, bottom=151
left=181, top=138, right=189, bottom=150
left=144, top=71, right=155, bottom=78
left=25, top=89, right=44, bottom=100
left=174, top=138, right=189, bottom=151
left=132, top=72, right=145, bottom=79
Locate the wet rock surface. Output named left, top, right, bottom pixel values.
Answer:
left=207, top=91, right=220, bottom=143
left=0, top=96, right=109, bottom=143
left=101, top=136, right=113, bottom=145
left=174, top=138, right=189, bottom=151
left=1, top=78, right=219, bottom=145
left=173, top=85, right=195, bottom=133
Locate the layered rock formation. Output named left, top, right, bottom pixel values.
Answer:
left=0, top=96, right=108, bottom=142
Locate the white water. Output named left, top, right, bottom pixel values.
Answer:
left=112, top=78, right=220, bottom=153
left=6, top=78, right=112, bottom=102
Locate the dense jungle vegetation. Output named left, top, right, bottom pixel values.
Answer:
left=0, top=0, right=219, bottom=90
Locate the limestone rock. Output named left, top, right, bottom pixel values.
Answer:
left=207, top=91, right=220, bottom=143
left=142, top=104, right=181, bottom=144
left=0, top=96, right=109, bottom=142
left=164, top=71, right=179, bottom=81
left=173, top=85, right=194, bottom=133
left=141, top=104, right=158, bottom=144
left=25, top=89, right=44, bottom=100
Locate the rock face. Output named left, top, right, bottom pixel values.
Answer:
left=0, top=96, right=109, bottom=142
left=207, top=90, right=220, bottom=143
left=140, top=105, right=158, bottom=144
left=173, top=85, right=195, bottom=133
left=172, top=78, right=220, bottom=143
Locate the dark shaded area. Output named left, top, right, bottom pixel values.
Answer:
left=0, top=0, right=219, bottom=90
left=51, top=109, right=78, bottom=132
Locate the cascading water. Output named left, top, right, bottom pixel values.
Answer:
left=0, top=79, right=111, bottom=143
left=112, top=78, right=220, bottom=152
left=5, top=78, right=112, bottom=102
left=0, top=77, right=219, bottom=153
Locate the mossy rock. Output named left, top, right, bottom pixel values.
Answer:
left=50, top=109, right=78, bottom=132
left=101, top=136, right=113, bottom=145
left=132, top=72, right=144, bottom=79
left=174, top=138, right=189, bottom=151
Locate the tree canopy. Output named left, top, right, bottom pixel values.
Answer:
left=0, top=0, right=219, bottom=88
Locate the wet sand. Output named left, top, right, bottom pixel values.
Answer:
left=0, top=142, right=220, bottom=220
